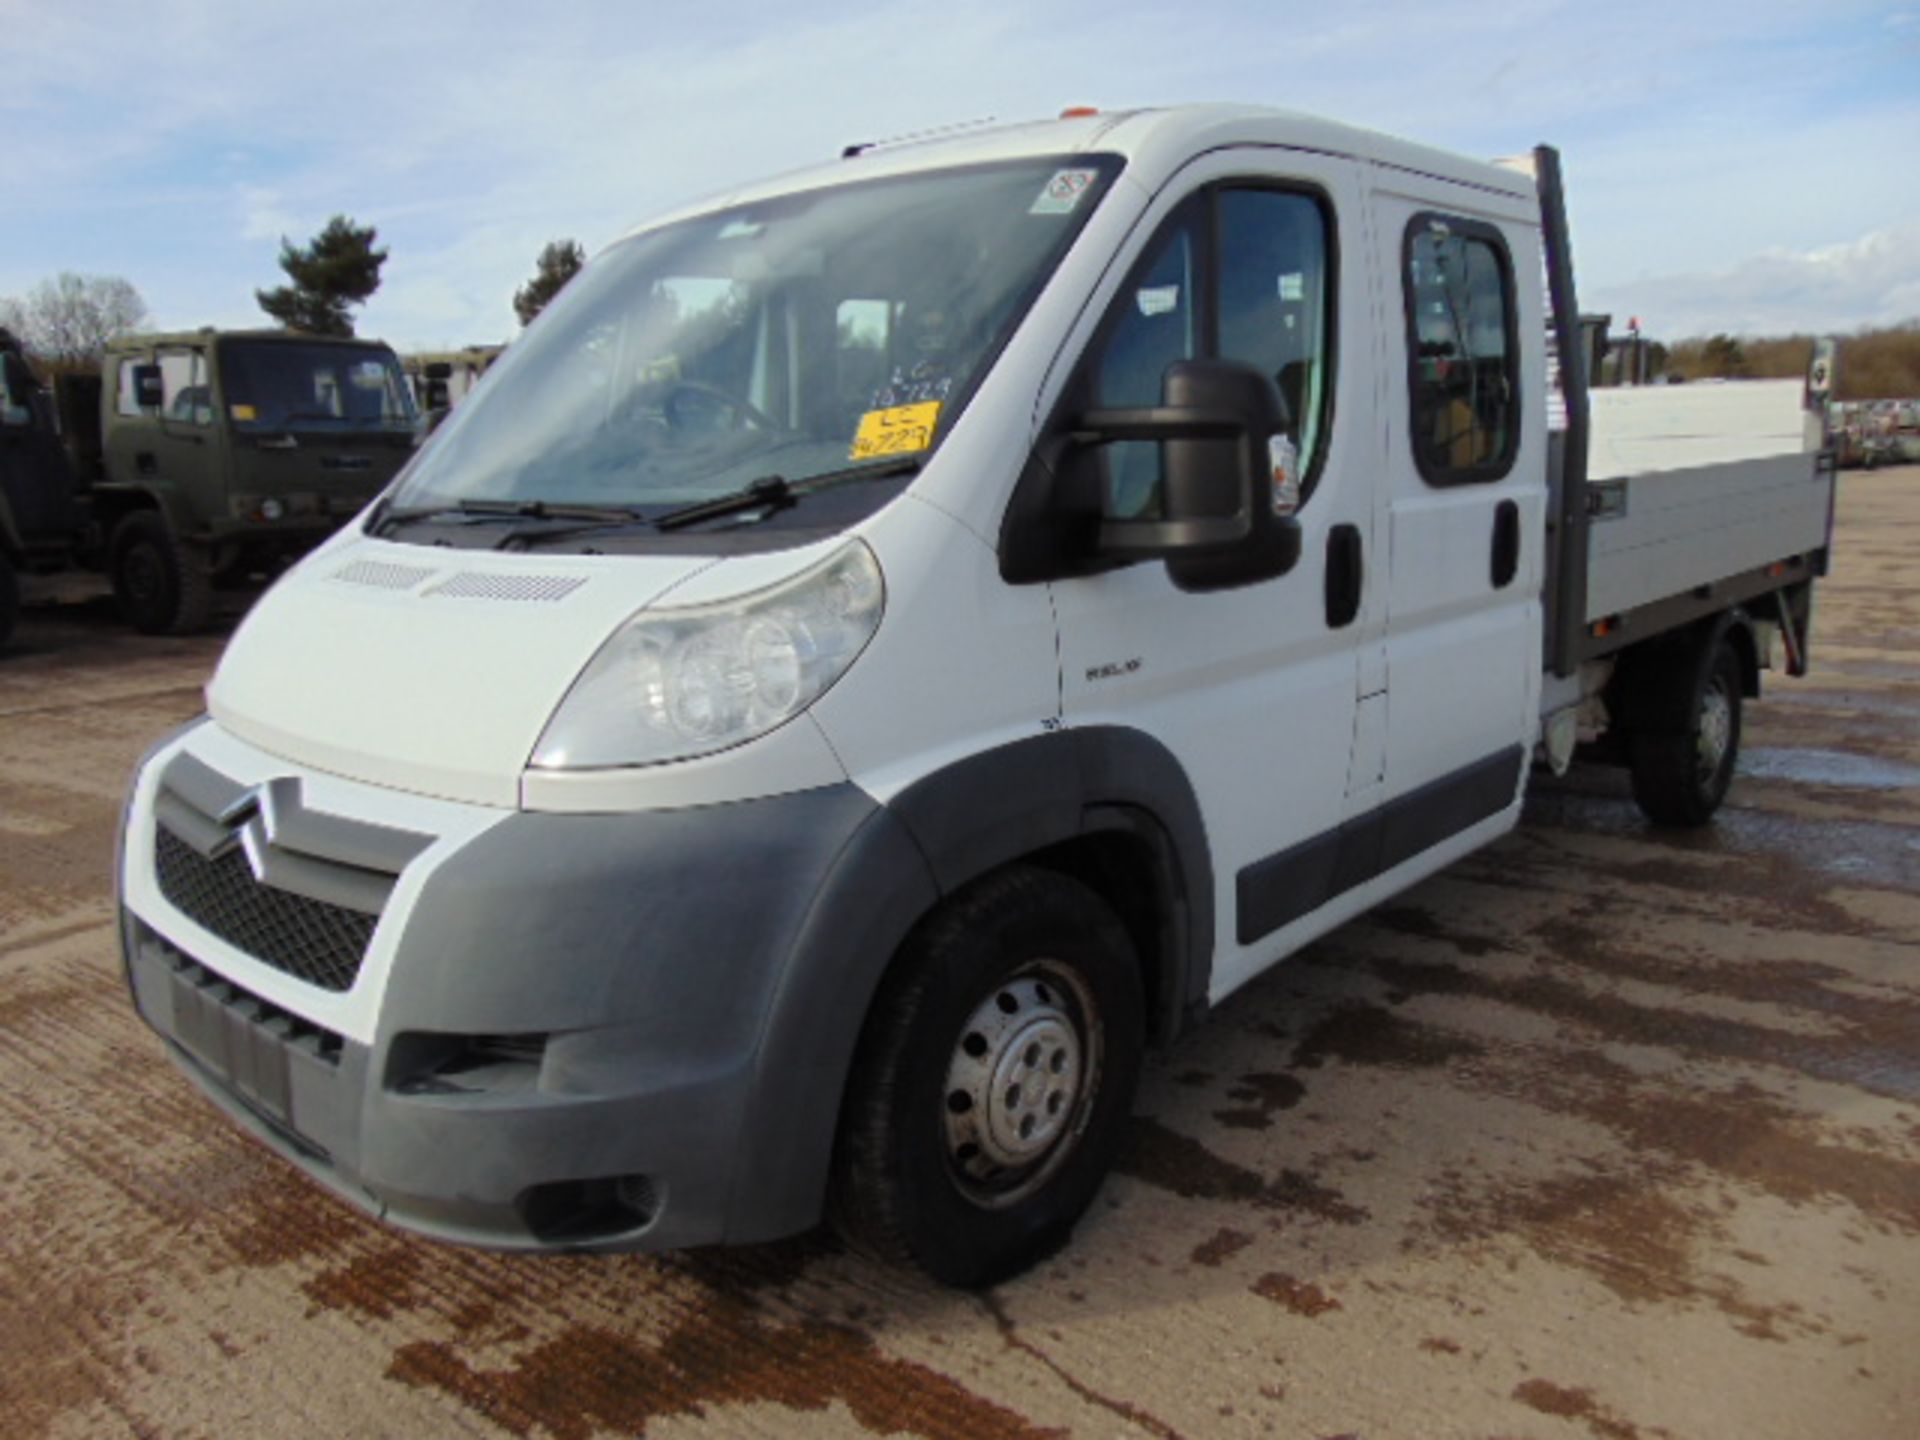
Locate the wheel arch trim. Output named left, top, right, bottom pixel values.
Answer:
left=725, top=727, right=1214, bottom=1243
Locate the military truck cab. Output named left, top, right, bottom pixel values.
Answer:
left=0, top=330, right=83, bottom=648
left=93, top=330, right=419, bottom=633
left=404, top=345, right=503, bottom=433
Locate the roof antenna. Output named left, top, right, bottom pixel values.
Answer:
left=842, top=116, right=997, bottom=159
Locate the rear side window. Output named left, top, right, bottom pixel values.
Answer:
left=1404, top=214, right=1518, bottom=484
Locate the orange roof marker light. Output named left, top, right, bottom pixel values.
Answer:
left=1059, top=106, right=1100, bottom=118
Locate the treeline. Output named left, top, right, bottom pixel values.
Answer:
left=1664, top=322, right=1920, bottom=400
left=4, top=224, right=587, bottom=374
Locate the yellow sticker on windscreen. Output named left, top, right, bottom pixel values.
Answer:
left=850, top=401, right=941, bottom=460
left=230, top=403, right=257, bottom=421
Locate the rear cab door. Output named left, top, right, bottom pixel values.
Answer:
left=1367, top=169, right=1547, bottom=843
left=1047, top=146, right=1386, bottom=1002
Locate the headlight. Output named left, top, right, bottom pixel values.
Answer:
left=531, top=540, right=884, bottom=769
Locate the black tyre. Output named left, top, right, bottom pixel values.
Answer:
left=1628, top=639, right=1742, bottom=827
left=0, top=550, right=19, bottom=651
left=111, top=511, right=211, bottom=635
left=830, top=866, right=1146, bottom=1287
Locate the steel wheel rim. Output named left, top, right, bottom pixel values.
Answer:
left=942, top=961, right=1102, bottom=1210
left=1697, top=676, right=1733, bottom=782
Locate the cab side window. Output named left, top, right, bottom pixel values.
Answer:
left=1092, top=212, right=1199, bottom=520
left=116, top=357, right=148, bottom=417
left=160, top=348, right=213, bottom=426
left=1084, top=185, right=1335, bottom=520
left=1404, top=216, right=1518, bottom=483
left=0, top=353, right=34, bottom=428
left=1216, top=190, right=1333, bottom=476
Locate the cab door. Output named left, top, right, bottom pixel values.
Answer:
left=1048, top=149, right=1384, bottom=1002
left=109, top=345, right=222, bottom=523
left=1369, top=178, right=1546, bottom=836
left=151, top=345, right=225, bottom=526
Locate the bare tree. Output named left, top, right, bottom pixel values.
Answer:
left=0, top=272, right=149, bottom=366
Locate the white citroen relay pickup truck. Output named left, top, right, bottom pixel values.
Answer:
left=118, top=105, right=1833, bottom=1286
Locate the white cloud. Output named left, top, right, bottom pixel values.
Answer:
left=1586, top=221, right=1920, bottom=339
left=238, top=188, right=299, bottom=244
left=3, top=0, right=1916, bottom=348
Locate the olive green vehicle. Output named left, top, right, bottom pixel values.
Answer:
left=0, top=329, right=83, bottom=648
left=90, top=330, right=418, bottom=633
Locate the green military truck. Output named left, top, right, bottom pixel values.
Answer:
left=86, top=329, right=419, bottom=633
left=0, top=329, right=83, bottom=647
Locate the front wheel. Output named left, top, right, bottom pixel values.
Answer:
left=830, top=867, right=1145, bottom=1287
left=111, top=512, right=211, bottom=635
left=1628, top=638, right=1743, bottom=827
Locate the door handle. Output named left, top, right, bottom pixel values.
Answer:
left=1325, top=523, right=1362, bottom=629
left=1491, top=499, right=1520, bottom=589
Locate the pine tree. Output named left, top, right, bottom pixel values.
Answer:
left=514, top=240, right=586, bottom=328
left=256, top=216, right=388, bottom=337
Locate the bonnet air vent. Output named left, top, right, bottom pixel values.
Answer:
left=425, top=572, right=587, bottom=603
left=329, top=559, right=437, bottom=591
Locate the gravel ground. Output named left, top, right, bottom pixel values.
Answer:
left=3, top=469, right=1918, bottom=1440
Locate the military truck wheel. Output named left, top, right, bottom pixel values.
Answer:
left=111, top=512, right=212, bottom=635
left=0, top=550, right=19, bottom=651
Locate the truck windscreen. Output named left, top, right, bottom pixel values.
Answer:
left=220, top=342, right=417, bottom=433
left=389, top=155, right=1123, bottom=513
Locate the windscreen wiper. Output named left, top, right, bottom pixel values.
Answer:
left=650, top=457, right=923, bottom=533
left=456, top=499, right=641, bottom=522
left=370, top=497, right=643, bottom=539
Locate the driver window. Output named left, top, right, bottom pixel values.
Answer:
left=1084, top=185, right=1335, bottom=522
left=159, top=348, right=213, bottom=426
left=116, top=358, right=148, bottom=417
left=1090, top=213, right=1199, bottom=520
left=0, top=353, right=33, bottom=428
left=1216, top=189, right=1333, bottom=474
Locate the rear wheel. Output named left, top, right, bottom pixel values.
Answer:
left=830, top=867, right=1145, bottom=1287
left=111, top=511, right=211, bottom=635
left=1628, top=638, right=1742, bottom=827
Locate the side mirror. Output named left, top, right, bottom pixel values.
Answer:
left=424, top=362, right=453, bottom=381
left=1075, top=358, right=1303, bottom=590
left=131, top=363, right=165, bottom=412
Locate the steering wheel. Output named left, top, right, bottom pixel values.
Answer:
left=662, top=381, right=782, bottom=434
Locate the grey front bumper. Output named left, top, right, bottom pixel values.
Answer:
left=123, top=775, right=938, bottom=1253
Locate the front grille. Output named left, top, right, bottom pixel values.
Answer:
left=154, top=826, right=375, bottom=992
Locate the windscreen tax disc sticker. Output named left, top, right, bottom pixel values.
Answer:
left=850, top=400, right=941, bottom=460
left=1030, top=168, right=1098, bottom=215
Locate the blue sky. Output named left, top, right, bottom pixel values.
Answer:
left=3, top=0, right=1915, bottom=350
